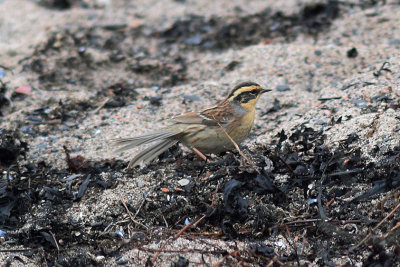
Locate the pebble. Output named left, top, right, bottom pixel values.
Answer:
left=149, top=95, right=163, bottom=106
left=389, top=39, right=400, bottom=46
left=177, top=178, right=190, bottom=186
left=314, top=50, right=322, bottom=56
left=308, top=198, right=318, bottom=204
left=115, top=230, right=124, bottom=238
left=95, top=256, right=105, bottom=262
left=0, top=230, right=6, bottom=237
left=184, top=218, right=190, bottom=225
left=182, top=94, right=201, bottom=102
left=276, top=85, right=290, bottom=92
left=347, top=47, right=358, bottom=58
left=350, top=98, right=367, bottom=108
left=315, top=118, right=329, bottom=125
left=21, top=126, right=35, bottom=135
left=184, top=34, right=203, bottom=45
left=116, top=258, right=128, bottom=265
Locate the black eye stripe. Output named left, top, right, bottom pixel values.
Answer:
left=242, top=90, right=259, bottom=97
left=234, top=90, right=259, bottom=103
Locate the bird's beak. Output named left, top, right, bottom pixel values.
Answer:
left=260, top=89, right=272, bottom=94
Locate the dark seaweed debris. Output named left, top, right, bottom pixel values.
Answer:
left=158, top=2, right=340, bottom=50
left=0, top=80, right=11, bottom=116
left=36, top=0, right=78, bottom=10
left=2, top=0, right=398, bottom=265
left=1, top=120, right=399, bottom=265
left=22, top=26, right=188, bottom=91
left=0, top=129, right=27, bottom=167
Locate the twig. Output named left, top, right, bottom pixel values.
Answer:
left=317, top=183, right=327, bottom=221
left=281, top=226, right=300, bottom=266
left=282, top=218, right=322, bottom=226
left=279, top=219, right=363, bottom=228
left=318, top=96, right=341, bottom=102
left=0, top=249, right=38, bottom=253
left=119, top=197, right=149, bottom=229
left=152, top=215, right=206, bottom=263
left=177, top=216, right=205, bottom=237
left=50, top=231, right=60, bottom=255
left=214, top=250, right=241, bottom=267
left=192, top=215, right=206, bottom=228
left=139, top=247, right=227, bottom=255
left=340, top=81, right=376, bottom=90
left=266, top=256, right=280, bottom=267
left=247, top=248, right=285, bottom=266
left=317, top=154, right=335, bottom=221
left=213, top=117, right=260, bottom=173
left=273, top=155, right=295, bottom=176
left=350, top=201, right=400, bottom=252
left=372, top=202, right=400, bottom=231
left=91, top=97, right=110, bottom=114
left=326, top=198, right=335, bottom=207
left=133, top=198, right=146, bottom=220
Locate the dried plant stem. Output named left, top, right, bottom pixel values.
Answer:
left=119, top=197, right=149, bottom=229
left=350, top=201, right=400, bottom=252
left=152, top=215, right=206, bottom=263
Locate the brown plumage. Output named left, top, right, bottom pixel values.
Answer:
left=112, top=82, right=270, bottom=168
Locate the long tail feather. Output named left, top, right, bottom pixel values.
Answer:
left=111, top=131, right=179, bottom=153
left=127, top=139, right=178, bottom=168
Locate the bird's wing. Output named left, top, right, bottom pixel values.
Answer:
left=172, top=107, right=234, bottom=126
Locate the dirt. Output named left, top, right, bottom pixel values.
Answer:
left=1, top=0, right=400, bottom=266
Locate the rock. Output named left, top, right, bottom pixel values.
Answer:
left=276, top=85, right=290, bottom=91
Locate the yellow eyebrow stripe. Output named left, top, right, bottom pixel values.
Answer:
left=231, top=85, right=261, bottom=98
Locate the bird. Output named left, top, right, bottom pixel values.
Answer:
left=112, top=81, right=271, bottom=168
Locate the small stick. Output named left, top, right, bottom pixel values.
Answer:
left=152, top=215, right=206, bottom=263
left=326, top=198, right=334, bottom=208
left=274, top=155, right=295, bottom=175
left=0, top=249, right=38, bottom=253
left=318, top=96, right=341, bottom=102
left=151, top=238, right=171, bottom=263
left=350, top=202, right=400, bottom=252
left=133, top=198, right=146, bottom=220
left=119, top=197, right=149, bottom=229
left=177, top=215, right=205, bottom=237
left=91, top=97, right=110, bottom=114
left=372, top=202, right=400, bottom=231
left=281, top=226, right=300, bottom=266
left=50, top=231, right=60, bottom=255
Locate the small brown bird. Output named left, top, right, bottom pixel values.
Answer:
left=112, top=82, right=270, bottom=168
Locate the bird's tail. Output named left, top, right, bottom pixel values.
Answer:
left=127, top=138, right=178, bottom=168
left=111, top=130, right=180, bottom=168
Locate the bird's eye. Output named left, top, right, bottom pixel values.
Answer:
left=250, top=90, right=258, bottom=95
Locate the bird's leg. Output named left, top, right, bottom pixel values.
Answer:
left=192, top=147, right=207, bottom=161
left=239, top=156, right=247, bottom=167
left=238, top=145, right=249, bottom=167
left=197, top=157, right=209, bottom=178
left=192, top=147, right=208, bottom=178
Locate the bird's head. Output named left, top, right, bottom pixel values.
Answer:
left=225, top=81, right=271, bottom=111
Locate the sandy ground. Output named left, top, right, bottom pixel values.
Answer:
left=1, top=0, right=400, bottom=266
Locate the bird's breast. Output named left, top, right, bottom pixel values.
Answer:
left=180, top=110, right=255, bottom=154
